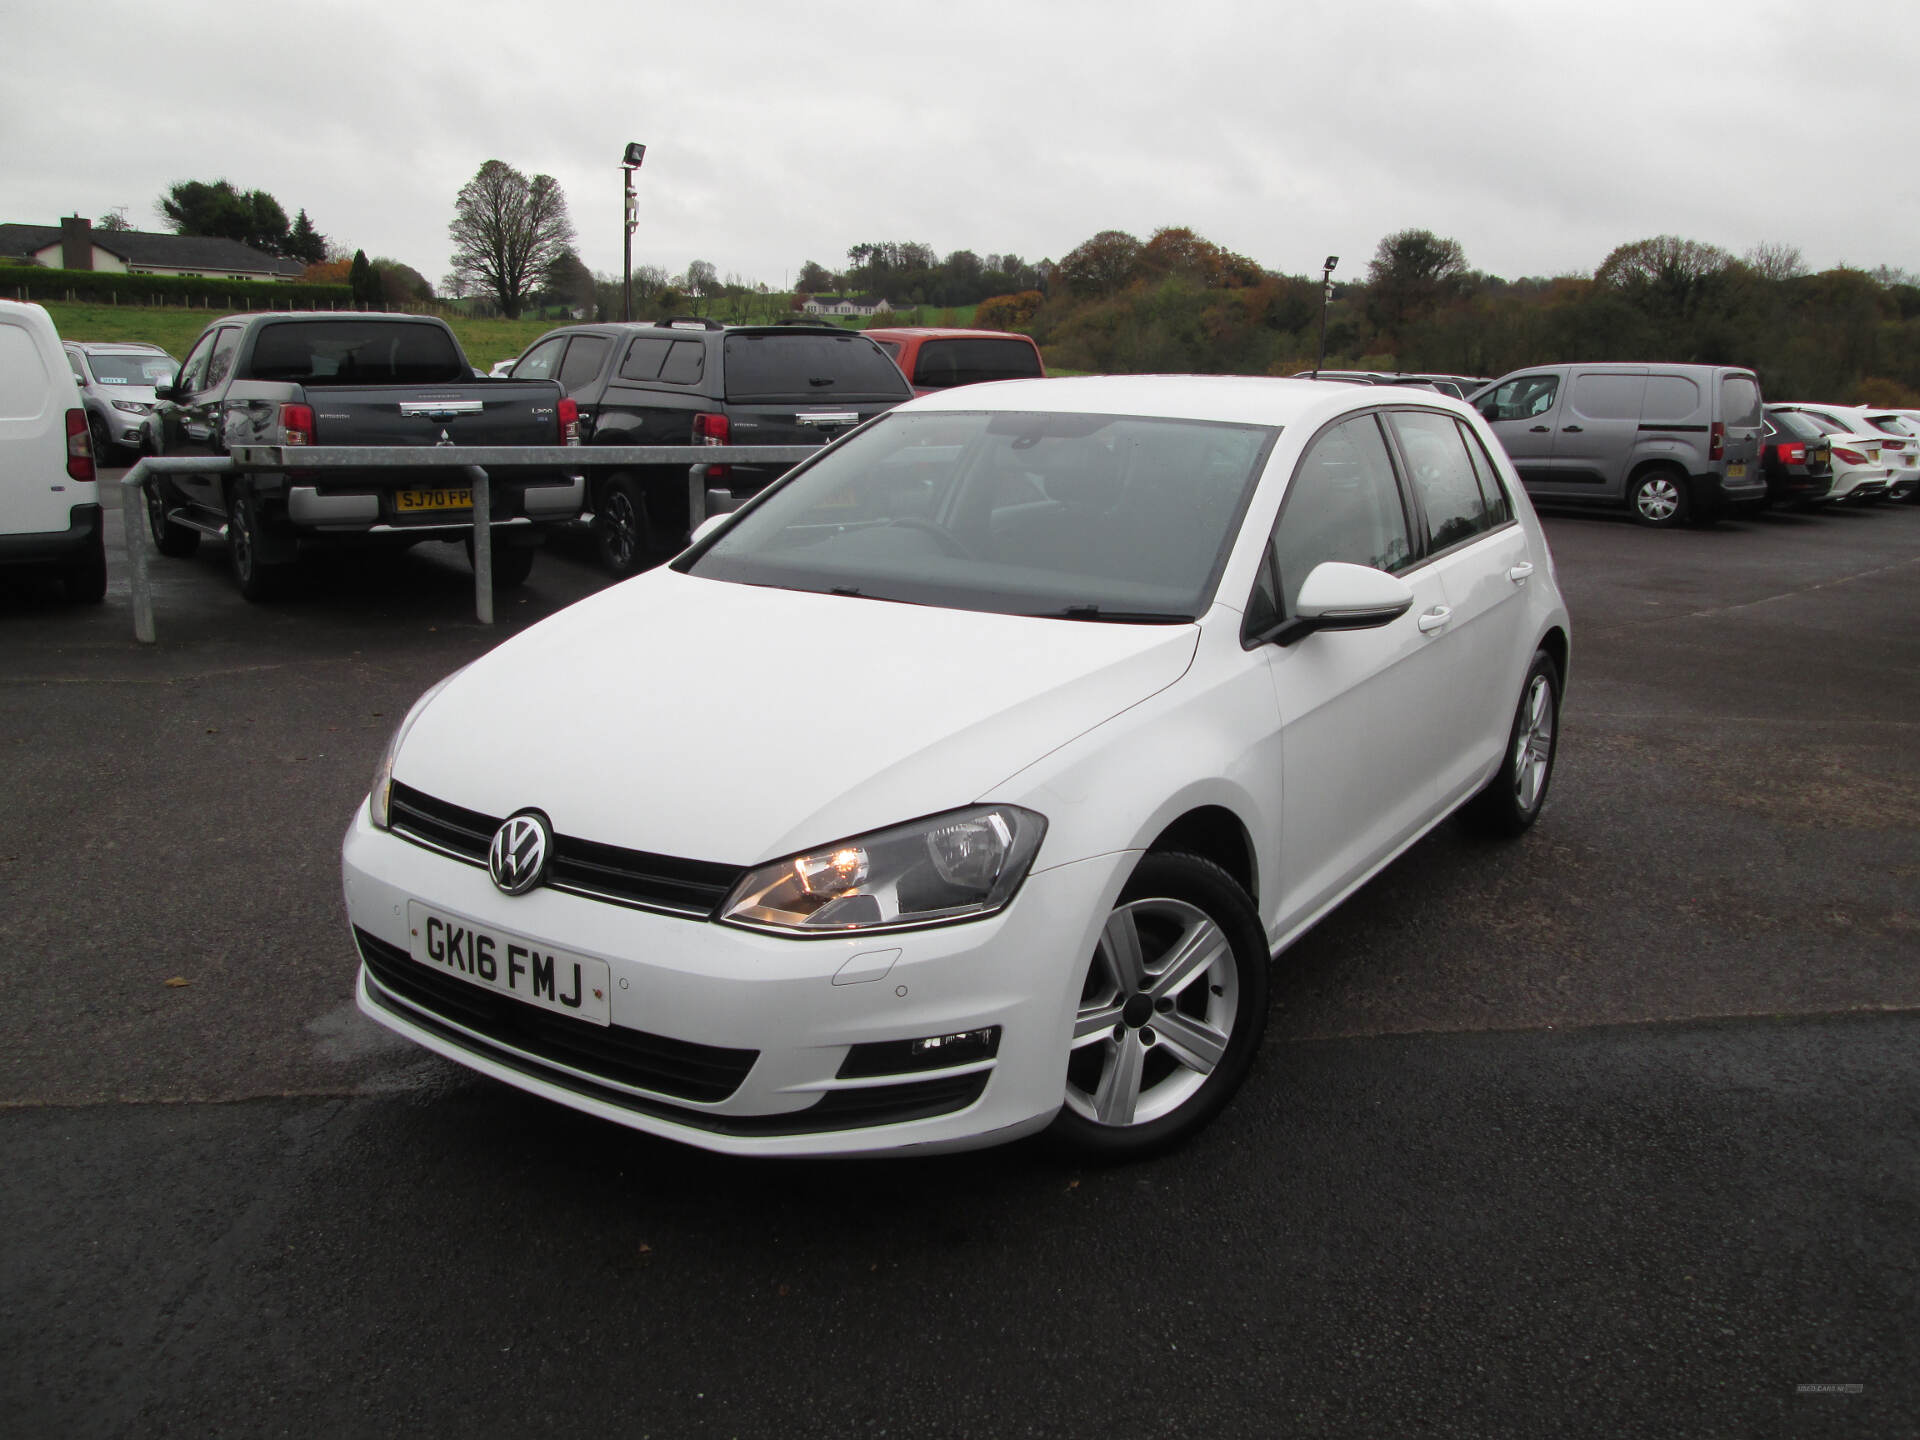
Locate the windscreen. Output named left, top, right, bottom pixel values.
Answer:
left=86, top=351, right=176, bottom=385
left=1767, top=410, right=1825, bottom=442
left=722, top=332, right=911, bottom=402
left=912, top=338, right=1043, bottom=388
left=248, top=321, right=468, bottom=386
left=688, top=410, right=1277, bottom=621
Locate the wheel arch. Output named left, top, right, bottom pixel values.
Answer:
left=1142, top=805, right=1258, bottom=907
left=1537, top=624, right=1570, bottom=692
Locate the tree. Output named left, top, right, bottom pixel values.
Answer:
left=447, top=159, right=577, bottom=320
left=1365, top=228, right=1468, bottom=338
left=795, top=259, right=833, bottom=294
left=540, top=247, right=595, bottom=313
left=1056, top=230, right=1143, bottom=298
left=158, top=179, right=292, bottom=255
left=303, top=258, right=351, bottom=285
left=286, top=210, right=327, bottom=266
left=349, top=250, right=381, bottom=306
left=683, top=259, right=719, bottom=297
left=97, top=207, right=132, bottom=233
left=371, top=258, right=434, bottom=305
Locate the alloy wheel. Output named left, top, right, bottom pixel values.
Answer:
left=1513, top=672, right=1555, bottom=814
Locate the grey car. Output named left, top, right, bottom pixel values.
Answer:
left=64, top=341, right=178, bottom=462
left=1470, top=363, right=1766, bottom=526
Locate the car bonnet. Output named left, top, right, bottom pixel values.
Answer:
left=393, top=568, right=1199, bottom=867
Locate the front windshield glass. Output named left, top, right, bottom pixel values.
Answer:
left=87, top=352, right=176, bottom=386
left=687, top=410, right=1278, bottom=621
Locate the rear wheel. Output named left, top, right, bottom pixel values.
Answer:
left=1628, top=467, right=1688, bottom=527
left=64, top=530, right=107, bottom=604
left=1465, top=650, right=1561, bottom=837
left=145, top=481, right=200, bottom=558
left=594, top=475, right=651, bottom=575
left=1051, top=853, right=1269, bottom=1159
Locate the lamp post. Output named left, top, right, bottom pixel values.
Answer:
left=621, top=142, right=646, bottom=321
left=1313, top=255, right=1338, bottom=378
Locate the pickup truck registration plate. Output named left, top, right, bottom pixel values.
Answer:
left=395, top=487, right=472, bottom=513
left=406, top=901, right=612, bottom=1025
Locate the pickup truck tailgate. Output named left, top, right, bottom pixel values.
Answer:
left=305, top=384, right=565, bottom=448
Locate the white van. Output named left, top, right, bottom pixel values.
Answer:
left=0, top=301, right=103, bottom=600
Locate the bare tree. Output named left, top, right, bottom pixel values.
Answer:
left=447, top=160, right=576, bottom=319
left=1743, top=242, right=1808, bottom=282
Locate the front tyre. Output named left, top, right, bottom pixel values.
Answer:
left=1051, top=853, right=1269, bottom=1158
left=146, top=481, right=200, bottom=558
left=594, top=475, right=652, bottom=576
left=226, top=486, right=290, bottom=601
left=1465, top=649, right=1561, bottom=837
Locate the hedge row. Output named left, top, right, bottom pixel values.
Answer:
left=0, top=264, right=351, bottom=309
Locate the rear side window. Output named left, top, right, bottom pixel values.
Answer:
left=723, top=333, right=910, bottom=402
left=660, top=341, right=705, bottom=385
left=1719, top=374, right=1762, bottom=427
left=0, top=325, right=52, bottom=419
left=618, top=336, right=672, bottom=381
left=250, top=321, right=467, bottom=385
left=1644, top=375, right=1702, bottom=423
left=513, top=336, right=566, bottom=381
left=1387, top=410, right=1493, bottom=551
left=1569, top=372, right=1646, bottom=421
left=912, top=338, right=1043, bottom=388
left=1459, top=422, right=1514, bottom=526
left=558, top=336, right=610, bottom=394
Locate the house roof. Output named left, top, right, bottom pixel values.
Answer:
left=0, top=224, right=304, bottom=276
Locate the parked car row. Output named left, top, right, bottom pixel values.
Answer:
left=1462, top=362, right=1920, bottom=525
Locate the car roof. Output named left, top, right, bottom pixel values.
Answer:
left=67, top=340, right=168, bottom=353
left=903, top=373, right=1471, bottom=429
left=863, top=327, right=1037, bottom=342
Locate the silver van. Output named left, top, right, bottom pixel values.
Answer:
left=1470, top=363, right=1766, bottom=526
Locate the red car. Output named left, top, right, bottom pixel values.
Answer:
left=864, top=327, right=1044, bottom=396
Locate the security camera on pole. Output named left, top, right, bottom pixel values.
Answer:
left=622, top=142, right=646, bottom=322
left=1313, top=255, right=1338, bottom=378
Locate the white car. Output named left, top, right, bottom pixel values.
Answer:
left=1774, top=403, right=1913, bottom=502
left=1861, top=410, right=1920, bottom=502
left=342, top=376, right=1571, bottom=1157
left=0, top=300, right=105, bottom=600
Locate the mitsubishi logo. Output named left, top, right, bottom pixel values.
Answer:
left=488, top=811, right=552, bottom=895
left=436, top=428, right=454, bottom=447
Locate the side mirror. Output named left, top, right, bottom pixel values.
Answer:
left=1257, top=562, right=1414, bottom=646
left=153, top=384, right=178, bottom=403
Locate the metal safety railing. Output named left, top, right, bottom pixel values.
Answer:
left=116, top=444, right=823, bottom=644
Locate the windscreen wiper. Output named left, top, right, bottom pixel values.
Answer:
left=1043, top=605, right=1192, bottom=623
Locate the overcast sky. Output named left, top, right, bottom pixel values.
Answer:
left=8, top=0, right=1919, bottom=290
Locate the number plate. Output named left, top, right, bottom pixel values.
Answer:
left=395, top=487, right=473, bottom=513
left=1725, top=463, right=1747, bottom=478
left=406, top=901, right=612, bottom=1025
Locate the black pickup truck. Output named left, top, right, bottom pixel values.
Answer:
left=151, top=312, right=584, bottom=598
left=505, top=318, right=911, bottom=573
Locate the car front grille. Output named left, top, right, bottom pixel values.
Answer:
left=388, top=781, right=745, bottom=919
left=356, top=928, right=757, bottom=1103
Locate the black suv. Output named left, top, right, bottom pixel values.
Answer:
left=508, top=319, right=913, bottom=573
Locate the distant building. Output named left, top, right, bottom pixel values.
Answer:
left=0, top=216, right=304, bottom=282
left=800, top=294, right=893, bottom=318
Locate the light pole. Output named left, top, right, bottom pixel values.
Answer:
left=1313, top=255, right=1338, bottom=378
left=621, top=142, right=646, bottom=321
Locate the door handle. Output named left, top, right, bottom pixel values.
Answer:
left=1416, top=605, right=1452, bottom=634
left=1508, top=562, right=1535, bottom=584
left=1562, top=425, right=1583, bottom=433
left=1528, top=425, right=1550, bottom=433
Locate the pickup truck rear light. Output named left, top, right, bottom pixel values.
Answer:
left=280, top=403, right=315, bottom=446
left=558, top=397, right=581, bottom=445
left=1833, top=447, right=1870, bottom=465
left=1709, top=421, right=1725, bottom=461
left=694, top=412, right=731, bottom=480
left=65, top=408, right=94, bottom=481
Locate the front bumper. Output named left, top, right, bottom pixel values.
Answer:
left=341, top=807, right=1120, bottom=1156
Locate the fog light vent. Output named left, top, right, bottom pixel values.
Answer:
left=837, top=1026, right=1002, bottom=1079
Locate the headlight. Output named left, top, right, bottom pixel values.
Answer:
left=720, top=805, right=1047, bottom=934
left=111, top=399, right=154, bottom=415
left=367, top=668, right=467, bottom=829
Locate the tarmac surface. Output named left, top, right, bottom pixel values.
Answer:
left=3, top=483, right=1917, bottom=1437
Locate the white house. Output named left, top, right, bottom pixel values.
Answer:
left=0, top=216, right=305, bottom=281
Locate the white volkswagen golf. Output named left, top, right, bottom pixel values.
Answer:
left=343, top=375, right=1569, bottom=1158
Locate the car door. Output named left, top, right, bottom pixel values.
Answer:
left=1383, top=407, right=1538, bottom=805
left=1553, top=368, right=1647, bottom=500
left=1252, top=411, right=1452, bottom=931
left=172, top=324, right=244, bottom=509
left=1475, top=372, right=1564, bottom=493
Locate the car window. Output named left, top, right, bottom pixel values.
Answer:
left=618, top=336, right=672, bottom=381
left=1458, top=421, right=1514, bottom=527
left=1387, top=410, right=1493, bottom=551
left=1719, top=374, right=1762, bottom=427
left=1643, top=375, right=1702, bottom=423
left=912, top=338, right=1043, bottom=388
left=1866, top=415, right=1916, bottom=437
left=249, top=321, right=466, bottom=385
left=67, top=350, right=86, bottom=382
left=512, top=336, right=567, bottom=382
left=660, top=340, right=705, bottom=385
left=1767, top=410, right=1825, bottom=442
left=204, top=327, right=244, bottom=389
left=1479, top=374, right=1559, bottom=423
left=722, top=332, right=907, bottom=402
left=558, top=336, right=611, bottom=395
left=1269, top=414, right=1413, bottom=616
left=175, top=331, right=218, bottom=394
